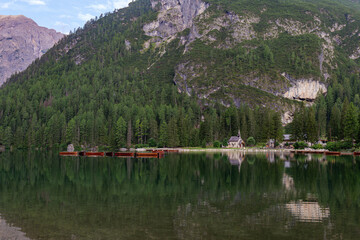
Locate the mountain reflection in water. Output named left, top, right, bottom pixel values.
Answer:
left=0, top=151, right=359, bottom=239
left=0, top=216, right=29, bottom=240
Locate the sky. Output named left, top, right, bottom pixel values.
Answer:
left=0, top=0, right=133, bottom=34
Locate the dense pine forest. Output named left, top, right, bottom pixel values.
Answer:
left=0, top=0, right=360, bottom=149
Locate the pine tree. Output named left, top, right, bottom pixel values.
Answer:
left=115, top=117, right=126, bottom=148
left=167, top=118, right=179, bottom=147
left=159, top=121, right=168, bottom=147
left=3, top=127, right=12, bottom=147
left=328, top=105, right=341, bottom=141
left=127, top=120, right=132, bottom=148
left=340, top=98, right=350, bottom=139
left=66, top=118, right=76, bottom=144
left=306, top=107, right=318, bottom=143
left=344, top=103, right=358, bottom=141
left=316, top=96, right=327, bottom=138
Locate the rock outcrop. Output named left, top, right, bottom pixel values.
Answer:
left=0, top=15, right=64, bottom=86
left=281, top=73, right=327, bottom=101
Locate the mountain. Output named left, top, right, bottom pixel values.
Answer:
left=0, top=15, right=64, bottom=86
left=0, top=0, right=360, bottom=148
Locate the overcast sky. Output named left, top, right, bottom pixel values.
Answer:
left=0, top=0, right=133, bottom=34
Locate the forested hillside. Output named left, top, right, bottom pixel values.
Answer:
left=0, top=0, right=360, bottom=149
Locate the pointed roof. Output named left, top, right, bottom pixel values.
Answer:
left=229, top=136, right=241, bottom=142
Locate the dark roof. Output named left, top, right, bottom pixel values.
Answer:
left=229, top=136, right=241, bottom=142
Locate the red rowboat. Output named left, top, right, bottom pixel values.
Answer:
left=85, top=152, right=105, bottom=157
left=59, top=152, right=78, bottom=156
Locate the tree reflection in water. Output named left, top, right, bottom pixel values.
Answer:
left=0, top=151, right=359, bottom=239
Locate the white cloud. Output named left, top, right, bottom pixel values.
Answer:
left=55, top=21, right=69, bottom=27
left=78, top=13, right=95, bottom=21
left=0, top=1, right=15, bottom=9
left=23, top=0, right=46, bottom=5
left=87, top=4, right=108, bottom=12
left=54, top=21, right=70, bottom=34
left=86, top=1, right=131, bottom=12
left=60, top=14, right=72, bottom=19
left=113, top=0, right=130, bottom=9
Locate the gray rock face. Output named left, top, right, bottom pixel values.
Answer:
left=0, top=15, right=64, bottom=86
left=144, top=0, right=209, bottom=38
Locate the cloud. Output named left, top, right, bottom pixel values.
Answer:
left=54, top=21, right=71, bottom=34
left=55, top=21, right=70, bottom=27
left=23, top=0, right=46, bottom=5
left=87, top=4, right=108, bottom=12
left=60, top=14, right=72, bottom=19
left=86, top=1, right=130, bottom=12
left=113, top=0, right=130, bottom=9
left=78, top=13, right=95, bottom=21
left=0, top=1, right=15, bottom=9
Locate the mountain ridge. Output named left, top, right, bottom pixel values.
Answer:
left=0, top=15, right=64, bottom=86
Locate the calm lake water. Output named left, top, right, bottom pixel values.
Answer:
left=0, top=151, right=359, bottom=239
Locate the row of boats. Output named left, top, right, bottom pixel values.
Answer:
left=59, top=149, right=179, bottom=158
left=291, top=150, right=360, bottom=156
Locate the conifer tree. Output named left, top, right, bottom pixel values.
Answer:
left=159, top=122, right=168, bottom=147
left=306, top=108, right=318, bottom=143
left=328, top=105, right=341, bottom=141
left=344, top=103, right=358, bottom=141
left=115, top=117, right=126, bottom=148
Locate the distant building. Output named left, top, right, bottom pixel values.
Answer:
left=228, top=130, right=245, bottom=148
left=282, top=134, right=295, bottom=147
left=267, top=139, right=275, bottom=148
left=283, top=134, right=292, bottom=142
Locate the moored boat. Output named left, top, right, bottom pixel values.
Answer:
left=354, top=152, right=360, bottom=156
left=59, top=152, right=78, bottom=156
left=152, top=150, right=165, bottom=156
left=85, top=152, right=105, bottom=157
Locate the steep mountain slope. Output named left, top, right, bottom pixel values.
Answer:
left=144, top=0, right=360, bottom=104
left=0, top=15, right=64, bottom=86
left=0, top=0, right=360, bottom=148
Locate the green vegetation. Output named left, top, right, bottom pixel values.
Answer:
left=293, top=141, right=308, bottom=149
left=1, top=0, right=360, bottom=149
left=246, top=137, right=256, bottom=146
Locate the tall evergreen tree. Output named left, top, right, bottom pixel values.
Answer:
left=344, top=103, right=358, bottom=141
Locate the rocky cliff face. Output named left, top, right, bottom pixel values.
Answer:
left=142, top=0, right=360, bottom=108
left=0, top=15, right=64, bottom=86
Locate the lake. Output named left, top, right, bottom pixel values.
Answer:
left=0, top=151, right=359, bottom=239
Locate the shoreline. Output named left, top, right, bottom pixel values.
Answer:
left=172, top=148, right=292, bottom=153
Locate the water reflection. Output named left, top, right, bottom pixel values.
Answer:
left=0, top=216, right=29, bottom=240
left=225, top=151, right=245, bottom=172
left=0, top=151, right=359, bottom=239
left=285, top=201, right=330, bottom=223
